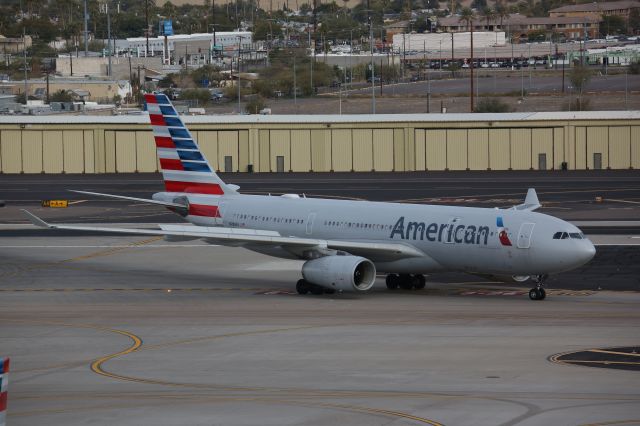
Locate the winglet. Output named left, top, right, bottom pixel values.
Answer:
left=22, top=210, right=54, bottom=228
left=514, top=188, right=541, bottom=211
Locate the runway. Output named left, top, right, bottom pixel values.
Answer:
left=1, top=172, right=639, bottom=425
left=1, top=235, right=639, bottom=426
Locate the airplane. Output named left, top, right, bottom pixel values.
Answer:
left=23, top=93, right=596, bottom=301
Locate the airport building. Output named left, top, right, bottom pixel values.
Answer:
left=124, top=32, right=253, bottom=60
left=0, top=112, right=638, bottom=174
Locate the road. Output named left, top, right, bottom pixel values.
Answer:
left=339, top=72, right=640, bottom=96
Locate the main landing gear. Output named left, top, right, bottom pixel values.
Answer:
left=529, top=274, right=548, bottom=301
left=385, top=274, right=426, bottom=291
left=296, top=279, right=335, bottom=295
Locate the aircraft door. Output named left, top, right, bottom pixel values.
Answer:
left=217, top=201, right=227, bottom=226
left=517, top=223, right=535, bottom=249
left=306, top=212, right=316, bottom=235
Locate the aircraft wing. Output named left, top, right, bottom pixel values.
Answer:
left=22, top=210, right=423, bottom=262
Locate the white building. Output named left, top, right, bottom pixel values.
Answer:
left=125, top=32, right=253, bottom=60
left=392, top=32, right=506, bottom=53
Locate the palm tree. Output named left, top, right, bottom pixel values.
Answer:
left=482, top=6, right=496, bottom=31
left=460, top=7, right=475, bottom=111
left=495, top=2, right=508, bottom=33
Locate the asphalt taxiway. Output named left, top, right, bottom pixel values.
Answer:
left=1, top=171, right=639, bottom=425
left=1, top=235, right=639, bottom=426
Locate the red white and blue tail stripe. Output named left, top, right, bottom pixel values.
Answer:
left=0, top=357, right=9, bottom=426
left=144, top=93, right=229, bottom=195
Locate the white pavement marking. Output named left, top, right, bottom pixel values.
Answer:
left=0, top=244, right=217, bottom=248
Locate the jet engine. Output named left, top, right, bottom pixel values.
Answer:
left=302, top=255, right=376, bottom=292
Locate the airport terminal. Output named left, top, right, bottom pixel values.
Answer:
left=1, top=0, right=640, bottom=425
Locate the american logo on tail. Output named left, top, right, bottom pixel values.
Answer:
left=145, top=93, right=230, bottom=218
left=146, top=93, right=224, bottom=195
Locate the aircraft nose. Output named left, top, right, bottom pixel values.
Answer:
left=579, top=240, right=596, bottom=264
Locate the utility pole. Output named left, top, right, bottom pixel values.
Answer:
left=137, top=64, right=141, bottom=103
left=212, top=0, right=216, bottom=47
left=309, top=30, right=313, bottom=95
left=84, top=0, right=89, bottom=56
left=562, top=51, right=565, bottom=93
left=23, top=29, right=28, bottom=104
left=370, top=18, right=375, bottom=114
left=451, top=32, right=454, bottom=63
left=237, top=35, right=242, bottom=113
left=470, top=21, right=474, bottom=112
left=128, top=54, right=133, bottom=102
left=46, top=69, right=50, bottom=104
left=293, top=53, right=297, bottom=112
left=145, top=0, right=150, bottom=56
left=106, top=0, right=112, bottom=76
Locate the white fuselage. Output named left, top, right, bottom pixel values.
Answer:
left=156, top=191, right=596, bottom=277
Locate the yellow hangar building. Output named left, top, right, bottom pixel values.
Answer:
left=0, top=112, right=638, bottom=174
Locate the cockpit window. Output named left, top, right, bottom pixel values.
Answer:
left=569, top=233, right=583, bottom=239
left=553, top=232, right=569, bottom=240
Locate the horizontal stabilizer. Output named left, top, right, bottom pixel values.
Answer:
left=69, top=190, right=188, bottom=211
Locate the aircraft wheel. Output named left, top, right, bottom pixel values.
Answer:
left=413, top=274, right=426, bottom=290
left=296, top=279, right=309, bottom=295
left=398, top=274, right=413, bottom=290
left=529, top=288, right=545, bottom=300
left=324, top=288, right=336, bottom=295
left=310, top=284, right=325, bottom=295
left=538, top=288, right=546, bottom=300
left=386, top=274, right=399, bottom=290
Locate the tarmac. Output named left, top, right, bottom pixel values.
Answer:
left=1, top=236, right=639, bottom=426
left=1, top=171, right=639, bottom=425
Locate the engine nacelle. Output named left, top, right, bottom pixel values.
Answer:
left=302, top=256, right=376, bottom=292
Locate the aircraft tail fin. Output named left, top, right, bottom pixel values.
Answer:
left=143, top=92, right=235, bottom=195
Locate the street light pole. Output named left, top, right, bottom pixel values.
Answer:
left=23, top=28, right=28, bottom=104
left=83, top=0, right=88, bottom=56
left=309, top=30, right=313, bottom=95
left=293, top=53, right=297, bottom=111
left=370, top=20, right=375, bottom=114
left=106, top=0, right=112, bottom=76
left=237, top=35, right=242, bottom=114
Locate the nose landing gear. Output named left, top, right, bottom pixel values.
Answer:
left=529, top=274, right=548, bottom=300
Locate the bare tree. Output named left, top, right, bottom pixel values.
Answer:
left=569, top=64, right=592, bottom=111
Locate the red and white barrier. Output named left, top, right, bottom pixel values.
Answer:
left=0, top=357, right=8, bottom=426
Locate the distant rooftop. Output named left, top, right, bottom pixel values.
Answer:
left=550, top=0, right=640, bottom=13
left=0, top=111, right=638, bottom=124
left=438, top=13, right=600, bottom=26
